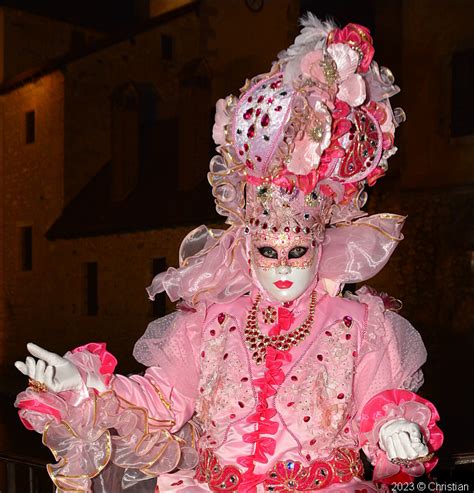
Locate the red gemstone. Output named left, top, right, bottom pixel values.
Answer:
left=246, top=159, right=253, bottom=169
left=310, top=438, right=317, bottom=446
left=352, top=350, right=357, bottom=357
left=210, top=329, right=216, bottom=336
left=261, top=114, right=270, bottom=127
left=256, top=155, right=262, bottom=162
left=345, top=333, right=352, bottom=340
left=200, top=387, right=204, bottom=393
left=247, top=96, right=253, bottom=102
left=275, top=105, right=282, bottom=112
left=294, top=226, right=301, bottom=233
left=344, top=427, right=349, bottom=433
left=306, top=454, right=311, bottom=461
left=303, top=416, right=311, bottom=422
left=284, top=226, right=290, bottom=232
left=337, top=393, right=345, bottom=399
left=238, top=401, right=244, bottom=408
left=343, top=316, right=352, bottom=327
left=239, top=150, right=244, bottom=156
left=211, top=420, right=216, bottom=427
left=241, top=377, right=248, bottom=382
left=223, top=353, right=228, bottom=360
left=317, top=354, right=323, bottom=361
left=229, top=326, right=236, bottom=332
left=287, top=401, right=295, bottom=407
left=244, top=143, right=249, bottom=151
left=171, top=480, right=184, bottom=486
left=230, top=413, right=236, bottom=419
left=243, top=108, right=254, bottom=120
left=325, top=331, right=332, bottom=336
left=201, top=351, right=205, bottom=358
left=257, top=95, right=264, bottom=103
left=247, top=124, right=255, bottom=138
left=262, top=223, right=268, bottom=229
left=267, top=97, right=274, bottom=104
left=256, top=108, right=261, bottom=116
left=218, top=313, right=226, bottom=324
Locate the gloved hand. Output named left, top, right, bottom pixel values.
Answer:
left=15, top=343, right=83, bottom=393
left=379, top=418, right=429, bottom=460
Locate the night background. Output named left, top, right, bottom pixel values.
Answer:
left=0, top=0, right=472, bottom=491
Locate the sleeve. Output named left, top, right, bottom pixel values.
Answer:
left=14, top=311, right=203, bottom=493
left=351, top=288, right=443, bottom=484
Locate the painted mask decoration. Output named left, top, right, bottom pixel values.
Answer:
left=250, top=231, right=318, bottom=302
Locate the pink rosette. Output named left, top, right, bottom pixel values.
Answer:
left=327, top=43, right=367, bottom=107
left=359, top=389, right=443, bottom=484
left=328, top=23, right=375, bottom=73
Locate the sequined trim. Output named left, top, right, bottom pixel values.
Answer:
left=196, top=448, right=364, bottom=492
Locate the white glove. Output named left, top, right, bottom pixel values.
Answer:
left=15, top=343, right=83, bottom=393
left=379, top=418, right=429, bottom=460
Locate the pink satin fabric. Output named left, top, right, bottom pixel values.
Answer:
left=146, top=213, right=405, bottom=307
left=15, top=287, right=436, bottom=492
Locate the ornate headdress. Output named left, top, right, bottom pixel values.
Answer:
left=208, top=16, right=404, bottom=242
left=148, top=16, right=406, bottom=306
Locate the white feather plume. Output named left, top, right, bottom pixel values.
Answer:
left=279, top=13, right=337, bottom=84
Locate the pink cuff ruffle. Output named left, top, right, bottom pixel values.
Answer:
left=359, top=389, right=443, bottom=483
left=15, top=343, right=198, bottom=491
left=70, top=341, right=118, bottom=386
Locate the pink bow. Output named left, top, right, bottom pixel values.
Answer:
left=253, top=437, right=277, bottom=463
left=246, top=169, right=294, bottom=192
left=268, top=307, right=295, bottom=336
left=296, top=169, right=319, bottom=195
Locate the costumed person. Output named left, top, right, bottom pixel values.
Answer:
left=14, top=15, right=443, bottom=493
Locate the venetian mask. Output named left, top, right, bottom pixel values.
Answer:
left=250, top=231, right=318, bottom=302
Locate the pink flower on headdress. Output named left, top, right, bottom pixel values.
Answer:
left=300, top=45, right=366, bottom=107
left=212, top=98, right=230, bottom=146
left=328, top=23, right=375, bottom=73
left=300, top=49, right=326, bottom=82
left=286, top=100, right=332, bottom=176
left=327, top=43, right=366, bottom=107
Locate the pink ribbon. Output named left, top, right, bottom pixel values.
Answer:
left=245, top=169, right=294, bottom=192
left=268, top=307, right=295, bottom=336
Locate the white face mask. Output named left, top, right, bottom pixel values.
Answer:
left=250, top=234, right=318, bottom=303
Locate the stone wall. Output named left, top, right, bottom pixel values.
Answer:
left=0, top=7, right=102, bottom=82
left=0, top=72, right=64, bottom=371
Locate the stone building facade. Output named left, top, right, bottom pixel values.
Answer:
left=0, top=0, right=297, bottom=381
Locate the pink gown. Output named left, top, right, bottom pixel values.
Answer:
left=15, top=283, right=443, bottom=492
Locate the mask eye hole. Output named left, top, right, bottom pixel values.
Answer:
left=258, top=247, right=278, bottom=259
left=288, top=246, right=308, bottom=259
